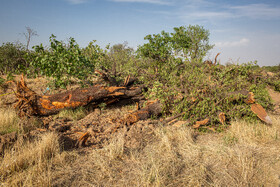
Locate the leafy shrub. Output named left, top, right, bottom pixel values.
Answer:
left=267, top=78, right=280, bottom=92
left=82, top=40, right=106, bottom=70
left=25, top=35, right=103, bottom=88
left=104, top=42, right=135, bottom=76
left=0, top=42, right=27, bottom=75
left=274, top=80, right=280, bottom=91
left=137, top=31, right=173, bottom=64
left=135, top=26, right=276, bottom=128
left=177, top=25, right=213, bottom=62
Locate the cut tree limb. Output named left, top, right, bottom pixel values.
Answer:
left=120, top=100, right=162, bottom=125
left=12, top=75, right=144, bottom=116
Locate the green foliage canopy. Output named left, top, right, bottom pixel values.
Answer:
left=137, top=25, right=214, bottom=63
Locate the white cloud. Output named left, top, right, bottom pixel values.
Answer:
left=215, top=38, right=250, bottom=48
left=187, top=11, right=234, bottom=19
left=231, top=4, right=280, bottom=19
left=65, top=0, right=88, bottom=4
left=111, top=0, right=172, bottom=5
left=178, top=2, right=280, bottom=22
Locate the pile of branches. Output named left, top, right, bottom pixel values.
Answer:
left=6, top=60, right=278, bottom=146
left=10, top=56, right=280, bottom=130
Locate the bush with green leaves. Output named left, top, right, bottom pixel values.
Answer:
left=91, top=42, right=144, bottom=85
left=137, top=31, right=172, bottom=63
left=177, top=25, right=213, bottom=62
left=82, top=40, right=106, bottom=70
left=105, top=42, right=135, bottom=77
left=266, top=75, right=280, bottom=92
left=0, top=42, right=27, bottom=75
left=25, top=35, right=103, bottom=88
left=142, top=59, right=273, bottom=130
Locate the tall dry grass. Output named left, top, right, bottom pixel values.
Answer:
left=1, top=110, right=279, bottom=186
left=49, top=115, right=280, bottom=187
left=0, top=132, right=71, bottom=186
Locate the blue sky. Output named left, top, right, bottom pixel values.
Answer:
left=0, top=0, right=280, bottom=66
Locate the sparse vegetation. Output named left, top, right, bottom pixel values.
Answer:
left=262, top=64, right=280, bottom=73
left=55, top=107, right=87, bottom=121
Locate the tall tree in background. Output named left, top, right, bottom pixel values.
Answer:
left=137, top=25, right=214, bottom=63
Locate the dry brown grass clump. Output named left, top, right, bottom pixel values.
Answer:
left=49, top=115, right=280, bottom=186
left=0, top=132, right=72, bottom=186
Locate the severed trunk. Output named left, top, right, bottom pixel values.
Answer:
left=13, top=75, right=144, bottom=116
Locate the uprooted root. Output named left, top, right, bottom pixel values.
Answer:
left=9, top=75, right=39, bottom=117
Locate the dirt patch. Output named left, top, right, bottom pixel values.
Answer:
left=268, top=88, right=280, bottom=104
left=124, top=120, right=157, bottom=149
left=268, top=88, right=280, bottom=114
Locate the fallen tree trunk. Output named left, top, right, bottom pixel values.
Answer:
left=12, top=75, right=144, bottom=116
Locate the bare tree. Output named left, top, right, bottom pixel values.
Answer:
left=23, top=26, right=38, bottom=50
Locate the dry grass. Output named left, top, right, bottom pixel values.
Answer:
left=0, top=107, right=20, bottom=135
left=0, top=107, right=42, bottom=135
left=48, top=115, right=280, bottom=187
left=1, top=101, right=280, bottom=186
left=0, top=132, right=71, bottom=186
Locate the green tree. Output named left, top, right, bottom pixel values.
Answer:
left=137, top=25, right=214, bottom=63
left=107, top=42, right=134, bottom=77
left=182, top=25, right=213, bottom=62
left=137, top=31, right=172, bottom=63
left=170, top=26, right=191, bottom=58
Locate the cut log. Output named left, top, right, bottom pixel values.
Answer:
left=218, top=112, right=226, bottom=125
left=120, top=100, right=162, bottom=125
left=193, top=118, right=210, bottom=128
left=12, top=75, right=144, bottom=116
left=251, top=103, right=272, bottom=125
